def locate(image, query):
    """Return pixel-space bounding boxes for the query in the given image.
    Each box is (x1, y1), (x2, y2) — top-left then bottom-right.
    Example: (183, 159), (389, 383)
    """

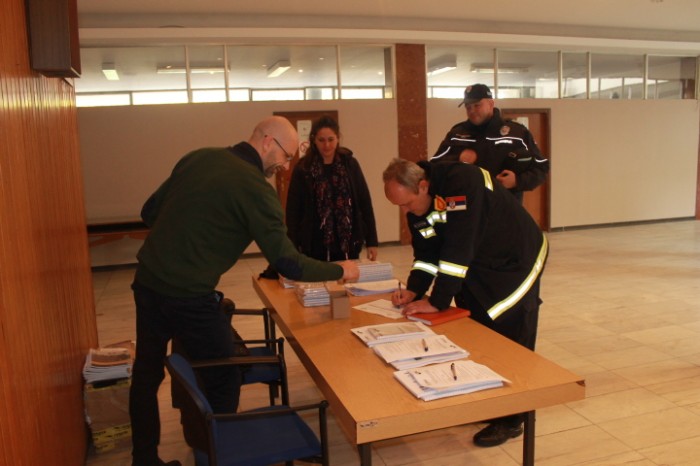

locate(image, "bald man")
(129, 116), (359, 466)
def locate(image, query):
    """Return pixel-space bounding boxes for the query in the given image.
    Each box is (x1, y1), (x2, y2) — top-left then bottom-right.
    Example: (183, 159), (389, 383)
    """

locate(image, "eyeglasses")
(269, 135), (295, 162)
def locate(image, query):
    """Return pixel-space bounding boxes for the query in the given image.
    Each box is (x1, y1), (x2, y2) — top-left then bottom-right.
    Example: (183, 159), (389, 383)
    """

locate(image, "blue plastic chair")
(166, 353), (329, 466)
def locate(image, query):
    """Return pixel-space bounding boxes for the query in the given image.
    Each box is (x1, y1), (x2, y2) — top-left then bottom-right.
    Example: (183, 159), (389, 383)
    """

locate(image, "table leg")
(523, 410), (535, 466)
(358, 443), (372, 466)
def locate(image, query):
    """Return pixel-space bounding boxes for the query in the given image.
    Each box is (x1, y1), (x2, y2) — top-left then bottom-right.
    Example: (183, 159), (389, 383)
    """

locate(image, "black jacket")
(432, 108), (550, 201)
(406, 161), (547, 321)
(286, 147), (378, 260)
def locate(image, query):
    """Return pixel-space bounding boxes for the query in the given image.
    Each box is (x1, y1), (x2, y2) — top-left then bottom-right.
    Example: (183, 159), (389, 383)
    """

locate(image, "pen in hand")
(422, 338), (429, 352)
(450, 362), (458, 380)
(395, 281), (402, 310)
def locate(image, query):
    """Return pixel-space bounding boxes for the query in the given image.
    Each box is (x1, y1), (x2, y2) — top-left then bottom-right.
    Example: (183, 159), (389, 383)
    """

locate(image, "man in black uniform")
(431, 83), (550, 203)
(383, 158), (548, 447)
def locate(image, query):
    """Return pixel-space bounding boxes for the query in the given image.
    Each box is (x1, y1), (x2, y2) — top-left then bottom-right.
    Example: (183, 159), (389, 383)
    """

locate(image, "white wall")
(428, 98), (699, 228)
(78, 99), (400, 247)
(79, 97), (699, 250)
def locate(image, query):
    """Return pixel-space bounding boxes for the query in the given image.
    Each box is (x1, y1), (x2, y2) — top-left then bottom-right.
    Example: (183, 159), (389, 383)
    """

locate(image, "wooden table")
(253, 276), (585, 465)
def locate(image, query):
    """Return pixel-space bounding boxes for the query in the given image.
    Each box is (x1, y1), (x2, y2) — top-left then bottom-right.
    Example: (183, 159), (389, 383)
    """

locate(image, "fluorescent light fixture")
(267, 60), (291, 78)
(101, 63), (119, 81)
(427, 55), (457, 76)
(471, 63), (530, 74)
(156, 66), (226, 74)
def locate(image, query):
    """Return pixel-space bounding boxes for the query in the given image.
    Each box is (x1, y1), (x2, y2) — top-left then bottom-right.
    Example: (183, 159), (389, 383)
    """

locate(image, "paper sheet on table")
(345, 279), (399, 296)
(353, 299), (403, 319)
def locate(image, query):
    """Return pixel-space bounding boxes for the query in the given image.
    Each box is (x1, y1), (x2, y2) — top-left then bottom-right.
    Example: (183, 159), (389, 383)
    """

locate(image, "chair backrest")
(165, 353), (217, 453)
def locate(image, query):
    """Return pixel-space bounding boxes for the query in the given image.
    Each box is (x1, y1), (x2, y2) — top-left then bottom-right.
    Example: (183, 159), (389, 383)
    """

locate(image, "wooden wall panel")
(395, 44), (428, 244)
(0, 0), (98, 464)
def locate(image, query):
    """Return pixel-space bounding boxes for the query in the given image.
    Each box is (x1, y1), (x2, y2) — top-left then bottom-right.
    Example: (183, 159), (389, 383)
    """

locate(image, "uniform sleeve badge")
(445, 195), (467, 211)
(434, 195), (447, 211)
(500, 125), (511, 136)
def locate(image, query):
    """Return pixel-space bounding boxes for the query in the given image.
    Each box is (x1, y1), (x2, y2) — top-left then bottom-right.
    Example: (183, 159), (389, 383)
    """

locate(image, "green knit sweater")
(135, 143), (343, 297)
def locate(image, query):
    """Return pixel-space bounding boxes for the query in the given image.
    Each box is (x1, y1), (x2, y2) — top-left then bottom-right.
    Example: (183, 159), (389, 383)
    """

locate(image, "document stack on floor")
(372, 334), (469, 370)
(351, 321), (435, 347)
(294, 282), (330, 307)
(394, 360), (511, 401)
(83, 341), (134, 384)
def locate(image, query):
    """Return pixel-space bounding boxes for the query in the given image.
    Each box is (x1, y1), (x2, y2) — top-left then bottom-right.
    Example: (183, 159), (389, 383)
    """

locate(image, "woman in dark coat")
(286, 115), (378, 262)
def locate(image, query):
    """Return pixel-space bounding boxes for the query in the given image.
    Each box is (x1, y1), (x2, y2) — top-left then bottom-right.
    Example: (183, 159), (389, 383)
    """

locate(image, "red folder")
(407, 307), (471, 326)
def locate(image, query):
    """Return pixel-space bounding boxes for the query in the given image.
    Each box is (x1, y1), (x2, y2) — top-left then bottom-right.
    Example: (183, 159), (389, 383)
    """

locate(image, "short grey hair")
(382, 158), (426, 194)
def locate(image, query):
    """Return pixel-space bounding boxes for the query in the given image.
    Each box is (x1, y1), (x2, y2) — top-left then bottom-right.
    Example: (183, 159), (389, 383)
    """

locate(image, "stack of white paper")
(351, 321), (435, 347)
(294, 282), (330, 307)
(83, 344), (134, 384)
(357, 261), (393, 283)
(372, 334), (469, 370)
(345, 279), (400, 296)
(394, 360), (510, 401)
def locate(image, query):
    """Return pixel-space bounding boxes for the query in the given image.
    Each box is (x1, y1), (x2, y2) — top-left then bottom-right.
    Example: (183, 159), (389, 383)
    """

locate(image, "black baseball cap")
(458, 84), (493, 107)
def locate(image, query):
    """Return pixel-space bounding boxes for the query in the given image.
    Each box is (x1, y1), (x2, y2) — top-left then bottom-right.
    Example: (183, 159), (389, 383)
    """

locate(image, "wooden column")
(1, 0), (98, 464)
(395, 44), (428, 244)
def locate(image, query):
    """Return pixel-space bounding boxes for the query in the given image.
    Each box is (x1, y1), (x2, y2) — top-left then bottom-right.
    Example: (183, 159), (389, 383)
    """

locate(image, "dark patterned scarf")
(309, 154), (353, 260)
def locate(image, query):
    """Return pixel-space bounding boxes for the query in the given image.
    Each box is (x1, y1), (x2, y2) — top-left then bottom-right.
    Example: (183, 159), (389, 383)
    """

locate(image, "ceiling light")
(471, 63), (530, 74)
(427, 55), (457, 76)
(101, 63), (119, 81)
(267, 60), (290, 78)
(156, 66), (226, 74)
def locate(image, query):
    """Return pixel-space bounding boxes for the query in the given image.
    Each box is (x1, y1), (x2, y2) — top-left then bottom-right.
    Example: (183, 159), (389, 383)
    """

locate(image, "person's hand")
(366, 247), (378, 261)
(339, 260), (360, 282)
(401, 298), (438, 316)
(496, 169), (516, 189)
(459, 148), (477, 164)
(392, 287), (416, 308)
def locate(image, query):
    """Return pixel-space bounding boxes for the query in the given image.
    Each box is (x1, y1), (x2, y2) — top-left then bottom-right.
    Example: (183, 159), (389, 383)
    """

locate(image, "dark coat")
(285, 147), (378, 261)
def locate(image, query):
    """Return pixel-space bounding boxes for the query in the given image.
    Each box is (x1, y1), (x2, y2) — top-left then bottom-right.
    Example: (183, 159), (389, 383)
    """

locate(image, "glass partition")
(497, 50), (558, 98)
(591, 53), (644, 99)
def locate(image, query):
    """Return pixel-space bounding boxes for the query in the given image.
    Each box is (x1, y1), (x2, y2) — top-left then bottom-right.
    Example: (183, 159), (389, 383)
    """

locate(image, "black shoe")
(473, 422), (523, 447)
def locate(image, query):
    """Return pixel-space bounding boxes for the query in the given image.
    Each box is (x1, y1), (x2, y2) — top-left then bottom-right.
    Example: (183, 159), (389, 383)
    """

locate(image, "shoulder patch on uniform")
(500, 125), (510, 136)
(434, 195), (446, 211)
(445, 195), (467, 211)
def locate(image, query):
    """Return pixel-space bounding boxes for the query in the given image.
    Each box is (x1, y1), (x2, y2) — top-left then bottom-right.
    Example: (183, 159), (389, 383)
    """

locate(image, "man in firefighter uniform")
(383, 158), (548, 447)
(431, 83), (549, 203)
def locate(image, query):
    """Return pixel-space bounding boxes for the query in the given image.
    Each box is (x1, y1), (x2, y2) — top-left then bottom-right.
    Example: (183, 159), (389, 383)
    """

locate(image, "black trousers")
(456, 278), (542, 427)
(129, 280), (241, 466)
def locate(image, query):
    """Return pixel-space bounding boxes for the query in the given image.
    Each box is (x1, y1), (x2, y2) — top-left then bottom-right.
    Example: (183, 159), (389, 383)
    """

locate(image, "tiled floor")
(85, 219), (700, 466)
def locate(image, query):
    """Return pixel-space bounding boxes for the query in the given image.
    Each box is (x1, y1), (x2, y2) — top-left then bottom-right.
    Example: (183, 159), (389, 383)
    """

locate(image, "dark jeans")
(129, 280), (241, 466)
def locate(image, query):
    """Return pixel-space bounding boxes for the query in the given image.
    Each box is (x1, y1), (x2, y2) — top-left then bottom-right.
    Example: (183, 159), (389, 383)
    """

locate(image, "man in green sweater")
(129, 116), (359, 466)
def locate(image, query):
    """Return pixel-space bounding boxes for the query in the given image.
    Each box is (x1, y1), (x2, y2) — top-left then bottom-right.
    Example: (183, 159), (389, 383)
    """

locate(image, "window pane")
(76, 46), (187, 94)
(591, 53), (644, 99)
(647, 56), (695, 99)
(188, 45), (226, 94)
(192, 89), (227, 103)
(227, 45), (337, 92)
(497, 50), (558, 98)
(426, 46), (494, 98)
(305, 87), (336, 100)
(133, 91), (188, 105)
(252, 89), (305, 101)
(562, 52), (588, 98)
(340, 88), (384, 99)
(340, 46), (391, 99)
(76, 94), (131, 107)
